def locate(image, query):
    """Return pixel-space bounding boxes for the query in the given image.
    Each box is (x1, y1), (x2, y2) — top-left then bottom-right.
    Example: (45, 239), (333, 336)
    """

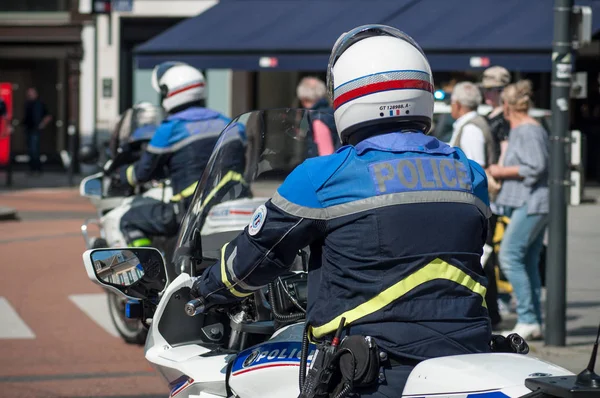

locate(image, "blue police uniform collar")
(166, 107), (221, 122)
(354, 132), (456, 156)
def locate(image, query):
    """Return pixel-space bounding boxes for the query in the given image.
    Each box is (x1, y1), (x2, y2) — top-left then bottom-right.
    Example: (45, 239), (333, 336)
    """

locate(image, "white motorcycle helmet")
(327, 25), (434, 145)
(151, 61), (206, 113)
(133, 101), (163, 126)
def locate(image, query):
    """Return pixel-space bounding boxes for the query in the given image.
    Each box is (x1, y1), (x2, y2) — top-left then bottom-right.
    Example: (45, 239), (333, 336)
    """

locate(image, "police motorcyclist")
(190, 25), (492, 396)
(119, 61), (232, 248)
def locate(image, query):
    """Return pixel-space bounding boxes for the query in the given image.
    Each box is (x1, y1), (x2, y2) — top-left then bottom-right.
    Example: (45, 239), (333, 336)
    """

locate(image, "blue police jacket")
(196, 131), (492, 361)
(121, 107), (233, 204)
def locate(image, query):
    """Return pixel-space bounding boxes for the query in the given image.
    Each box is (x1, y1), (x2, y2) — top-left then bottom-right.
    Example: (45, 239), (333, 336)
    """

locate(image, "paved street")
(0, 177), (166, 398)
(0, 173), (599, 397)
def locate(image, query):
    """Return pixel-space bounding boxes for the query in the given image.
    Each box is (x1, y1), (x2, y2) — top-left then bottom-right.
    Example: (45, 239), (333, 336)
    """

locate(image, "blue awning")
(386, 0), (600, 52)
(134, 0), (600, 72)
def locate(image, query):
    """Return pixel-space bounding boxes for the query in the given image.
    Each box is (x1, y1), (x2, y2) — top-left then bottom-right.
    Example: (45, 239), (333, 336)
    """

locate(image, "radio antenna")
(575, 320), (600, 388)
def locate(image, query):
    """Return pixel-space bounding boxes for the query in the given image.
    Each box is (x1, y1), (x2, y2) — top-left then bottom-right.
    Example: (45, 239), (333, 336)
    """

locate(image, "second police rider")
(191, 26), (492, 396)
(118, 62), (235, 248)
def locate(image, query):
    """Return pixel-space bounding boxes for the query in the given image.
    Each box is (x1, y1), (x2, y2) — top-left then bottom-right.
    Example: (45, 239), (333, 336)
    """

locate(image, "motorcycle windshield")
(172, 108), (335, 273)
(108, 106), (164, 157)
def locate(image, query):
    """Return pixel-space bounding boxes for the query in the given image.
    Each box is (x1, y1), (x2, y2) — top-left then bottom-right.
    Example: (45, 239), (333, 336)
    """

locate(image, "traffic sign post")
(546, 0), (592, 347)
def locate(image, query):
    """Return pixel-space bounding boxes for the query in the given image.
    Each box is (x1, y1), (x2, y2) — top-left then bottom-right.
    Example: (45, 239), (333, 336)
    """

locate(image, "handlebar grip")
(185, 297), (208, 317)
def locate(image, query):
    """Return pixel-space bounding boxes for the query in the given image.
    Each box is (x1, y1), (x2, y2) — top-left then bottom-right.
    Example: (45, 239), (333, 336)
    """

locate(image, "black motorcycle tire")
(91, 237), (148, 345)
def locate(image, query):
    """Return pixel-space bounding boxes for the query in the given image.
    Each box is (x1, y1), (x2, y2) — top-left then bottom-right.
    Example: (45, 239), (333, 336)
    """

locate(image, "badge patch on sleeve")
(248, 205), (267, 236)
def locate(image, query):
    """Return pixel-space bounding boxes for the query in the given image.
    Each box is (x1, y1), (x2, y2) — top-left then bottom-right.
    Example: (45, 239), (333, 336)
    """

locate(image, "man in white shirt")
(449, 81), (495, 168)
(451, 81), (501, 329)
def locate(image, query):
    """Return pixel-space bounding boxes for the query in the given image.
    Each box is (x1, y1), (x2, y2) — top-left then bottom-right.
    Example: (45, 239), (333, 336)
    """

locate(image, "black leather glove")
(190, 275), (205, 299)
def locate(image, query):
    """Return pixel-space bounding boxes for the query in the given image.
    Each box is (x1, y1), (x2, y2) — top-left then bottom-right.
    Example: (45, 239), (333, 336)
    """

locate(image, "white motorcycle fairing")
(200, 198), (269, 236)
(144, 272), (312, 398)
(403, 353), (573, 397)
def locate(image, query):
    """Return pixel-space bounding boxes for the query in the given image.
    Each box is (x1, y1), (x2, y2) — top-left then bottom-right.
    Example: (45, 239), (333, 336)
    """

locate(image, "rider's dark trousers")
(120, 198), (179, 246)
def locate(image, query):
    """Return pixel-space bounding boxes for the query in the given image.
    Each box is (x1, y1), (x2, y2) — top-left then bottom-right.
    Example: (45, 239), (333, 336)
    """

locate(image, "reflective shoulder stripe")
(271, 190), (492, 220)
(310, 258), (487, 339)
(126, 165), (136, 186)
(147, 130), (222, 154)
(219, 242), (252, 298)
(171, 181), (199, 202)
(201, 170), (245, 207)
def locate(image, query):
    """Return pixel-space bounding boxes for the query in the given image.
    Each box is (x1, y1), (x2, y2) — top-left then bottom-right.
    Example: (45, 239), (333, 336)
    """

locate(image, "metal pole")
(67, 125), (76, 187)
(67, 48), (82, 188)
(547, 0), (573, 347)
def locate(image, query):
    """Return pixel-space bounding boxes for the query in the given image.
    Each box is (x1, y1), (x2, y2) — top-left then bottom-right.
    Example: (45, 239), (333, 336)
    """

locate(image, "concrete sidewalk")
(0, 171), (85, 221)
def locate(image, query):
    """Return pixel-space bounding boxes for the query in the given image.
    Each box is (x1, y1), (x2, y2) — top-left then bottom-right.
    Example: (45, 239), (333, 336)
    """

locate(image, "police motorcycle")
(78, 102), (177, 344)
(79, 104), (265, 344)
(81, 109), (600, 398)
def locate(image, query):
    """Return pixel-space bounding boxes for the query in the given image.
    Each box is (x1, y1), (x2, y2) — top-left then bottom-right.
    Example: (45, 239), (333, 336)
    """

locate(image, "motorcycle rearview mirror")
(82, 247), (169, 301)
(79, 174), (103, 198)
(78, 144), (100, 165)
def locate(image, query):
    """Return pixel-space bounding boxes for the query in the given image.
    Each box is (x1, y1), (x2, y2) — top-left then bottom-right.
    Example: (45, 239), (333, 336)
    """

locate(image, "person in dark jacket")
(23, 88), (52, 174)
(190, 25), (491, 396)
(118, 62), (234, 248)
(479, 66), (512, 329)
(297, 77), (340, 156)
(481, 66), (511, 164)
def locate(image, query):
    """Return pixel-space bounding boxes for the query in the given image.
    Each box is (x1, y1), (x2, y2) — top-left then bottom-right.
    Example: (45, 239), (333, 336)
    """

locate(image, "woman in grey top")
(488, 80), (548, 340)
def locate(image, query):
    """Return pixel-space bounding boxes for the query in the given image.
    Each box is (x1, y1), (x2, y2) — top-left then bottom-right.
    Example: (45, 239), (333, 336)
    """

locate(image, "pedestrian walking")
(488, 80), (549, 340)
(23, 87), (52, 175)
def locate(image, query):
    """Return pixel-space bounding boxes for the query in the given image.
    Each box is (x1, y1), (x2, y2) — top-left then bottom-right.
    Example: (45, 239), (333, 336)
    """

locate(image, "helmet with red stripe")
(326, 25), (434, 145)
(151, 61), (206, 113)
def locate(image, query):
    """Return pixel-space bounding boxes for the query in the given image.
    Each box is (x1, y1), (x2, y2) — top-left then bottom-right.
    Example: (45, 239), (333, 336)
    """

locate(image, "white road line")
(0, 297), (35, 339)
(69, 294), (119, 338)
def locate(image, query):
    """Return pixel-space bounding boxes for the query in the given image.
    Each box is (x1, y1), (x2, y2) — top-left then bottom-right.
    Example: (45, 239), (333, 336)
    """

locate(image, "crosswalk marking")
(0, 297), (35, 339)
(69, 294), (119, 338)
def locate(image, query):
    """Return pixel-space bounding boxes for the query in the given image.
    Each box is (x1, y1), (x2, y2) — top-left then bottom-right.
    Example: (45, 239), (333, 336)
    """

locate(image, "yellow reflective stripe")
(311, 258), (488, 338)
(171, 181), (199, 202)
(219, 242), (252, 298)
(201, 170), (245, 207)
(126, 165), (136, 186)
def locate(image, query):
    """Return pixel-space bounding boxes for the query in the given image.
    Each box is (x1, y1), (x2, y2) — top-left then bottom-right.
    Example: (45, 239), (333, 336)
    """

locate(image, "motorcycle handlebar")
(185, 297), (213, 317)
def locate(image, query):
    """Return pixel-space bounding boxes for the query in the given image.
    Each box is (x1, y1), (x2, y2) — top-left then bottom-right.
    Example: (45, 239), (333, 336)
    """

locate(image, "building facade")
(89, 0), (219, 146)
(0, 0), (86, 168)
